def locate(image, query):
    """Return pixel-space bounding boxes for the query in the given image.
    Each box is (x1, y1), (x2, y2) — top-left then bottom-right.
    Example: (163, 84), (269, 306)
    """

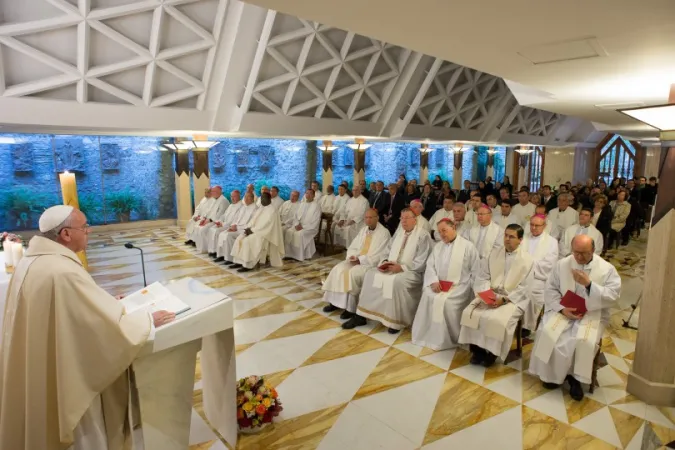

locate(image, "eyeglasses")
(61, 224), (91, 233)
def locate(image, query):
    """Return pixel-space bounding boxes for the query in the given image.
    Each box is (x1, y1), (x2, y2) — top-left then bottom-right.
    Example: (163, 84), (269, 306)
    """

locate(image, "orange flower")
(255, 394), (263, 401)
(255, 404), (267, 415)
(237, 409), (244, 419)
(271, 389), (278, 399)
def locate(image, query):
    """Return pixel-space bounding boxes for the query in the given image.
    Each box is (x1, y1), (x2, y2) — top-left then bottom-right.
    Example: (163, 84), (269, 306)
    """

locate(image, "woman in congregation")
(404, 183), (420, 206)
(608, 190), (632, 249)
(591, 194), (613, 255)
(419, 184), (438, 220)
(432, 175), (443, 191)
(501, 176), (513, 196)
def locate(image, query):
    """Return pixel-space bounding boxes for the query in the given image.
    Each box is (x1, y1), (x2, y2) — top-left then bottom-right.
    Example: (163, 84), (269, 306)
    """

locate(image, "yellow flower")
(262, 398), (272, 408)
(242, 402), (254, 412)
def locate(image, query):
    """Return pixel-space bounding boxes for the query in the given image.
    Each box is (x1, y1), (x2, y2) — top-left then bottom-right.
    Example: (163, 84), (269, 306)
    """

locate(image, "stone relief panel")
(11, 143), (33, 172)
(100, 143), (120, 170)
(54, 138), (85, 172)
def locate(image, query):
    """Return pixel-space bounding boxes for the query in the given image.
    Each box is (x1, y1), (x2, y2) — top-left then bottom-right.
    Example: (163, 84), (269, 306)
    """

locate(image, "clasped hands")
(378, 261), (403, 274)
(295, 224), (303, 231)
(244, 228), (253, 236)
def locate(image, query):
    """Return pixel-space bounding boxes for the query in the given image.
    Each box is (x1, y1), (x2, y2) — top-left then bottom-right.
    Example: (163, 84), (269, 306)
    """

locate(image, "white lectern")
(132, 277), (237, 449)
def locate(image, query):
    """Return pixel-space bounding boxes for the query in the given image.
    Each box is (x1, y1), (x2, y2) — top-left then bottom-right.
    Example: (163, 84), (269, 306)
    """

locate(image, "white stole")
(432, 237), (468, 323)
(470, 222), (500, 257)
(523, 233), (552, 259)
(373, 225), (423, 299)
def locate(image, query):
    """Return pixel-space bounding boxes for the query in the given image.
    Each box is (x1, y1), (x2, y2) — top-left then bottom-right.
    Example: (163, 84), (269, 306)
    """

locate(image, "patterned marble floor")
(87, 227), (675, 450)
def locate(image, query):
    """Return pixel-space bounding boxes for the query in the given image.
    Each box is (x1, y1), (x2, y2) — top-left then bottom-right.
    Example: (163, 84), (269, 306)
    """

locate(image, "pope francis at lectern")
(0, 205), (175, 450)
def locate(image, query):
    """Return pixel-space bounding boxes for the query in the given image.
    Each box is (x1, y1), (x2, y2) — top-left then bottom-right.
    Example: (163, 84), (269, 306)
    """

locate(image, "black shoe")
(214, 257), (225, 262)
(223, 260), (234, 265)
(470, 352), (484, 365)
(388, 328), (400, 334)
(230, 264), (243, 269)
(184, 240), (194, 245)
(237, 267), (252, 272)
(482, 352), (498, 367)
(208, 252), (217, 258)
(542, 382), (561, 390)
(566, 375), (584, 401)
(322, 304), (338, 313)
(191, 241), (197, 247)
(340, 310), (354, 320)
(342, 315), (367, 329)
(521, 329), (531, 338)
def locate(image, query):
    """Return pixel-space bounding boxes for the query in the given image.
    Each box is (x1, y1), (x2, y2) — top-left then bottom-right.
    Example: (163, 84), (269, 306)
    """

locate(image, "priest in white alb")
(521, 214), (559, 333)
(284, 189), (322, 261)
(493, 201), (520, 228)
(453, 202), (471, 238)
(205, 190), (243, 257)
(528, 235), (621, 401)
(559, 207), (603, 258)
(185, 187), (212, 245)
(512, 190), (536, 227)
(464, 193), (482, 225)
(280, 190), (301, 228)
(269, 186), (285, 210)
(548, 193), (579, 239)
(467, 204), (503, 259)
(459, 224), (534, 366)
(333, 186), (369, 248)
(321, 209), (391, 320)
(412, 218), (479, 350)
(190, 186), (230, 250)
(345, 209), (433, 333)
(255, 185), (270, 208)
(429, 197), (454, 241)
(319, 184), (337, 213)
(410, 199), (432, 233)
(216, 192), (257, 264)
(230, 193), (285, 272)
(0, 205), (175, 450)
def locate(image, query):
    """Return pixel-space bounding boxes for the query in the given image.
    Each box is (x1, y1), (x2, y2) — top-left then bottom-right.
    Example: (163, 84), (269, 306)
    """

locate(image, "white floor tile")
(369, 331), (399, 346)
(353, 374), (447, 447)
(625, 422), (646, 450)
(596, 365), (625, 387)
(645, 405), (675, 429)
(207, 441), (230, 450)
(572, 407), (622, 448)
(422, 406), (522, 450)
(420, 349), (456, 371)
(525, 388), (568, 424)
(297, 299), (322, 310)
(450, 364), (485, 385)
(604, 353), (631, 374)
(353, 320), (380, 335)
(611, 402), (648, 420)
(188, 409), (218, 445)
(394, 342), (424, 357)
(234, 311), (304, 345)
(484, 372), (522, 403)
(233, 298), (273, 318)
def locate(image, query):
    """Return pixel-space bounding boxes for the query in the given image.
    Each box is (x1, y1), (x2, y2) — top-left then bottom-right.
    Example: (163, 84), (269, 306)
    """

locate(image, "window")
(528, 147), (544, 192)
(598, 134), (636, 182)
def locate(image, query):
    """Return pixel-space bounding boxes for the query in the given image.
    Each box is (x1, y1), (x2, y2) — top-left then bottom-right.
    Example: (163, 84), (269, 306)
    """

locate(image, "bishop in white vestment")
(529, 235), (620, 401)
(429, 198), (454, 241)
(322, 209), (391, 319)
(280, 191), (301, 228)
(206, 190), (243, 256)
(412, 218), (479, 350)
(284, 189), (321, 261)
(559, 208), (603, 258)
(346, 209), (433, 333)
(230, 193), (285, 272)
(191, 186), (230, 250)
(467, 204), (503, 259)
(521, 215), (559, 331)
(333, 186), (369, 248)
(549, 194), (579, 239)
(459, 224), (534, 366)
(216, 193), (257, 264)
(185, 188), (212, 244)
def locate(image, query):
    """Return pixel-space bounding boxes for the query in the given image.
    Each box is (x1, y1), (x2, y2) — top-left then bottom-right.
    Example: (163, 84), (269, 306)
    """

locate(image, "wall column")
(420, 144), (430, 183)
(486, 151), (495, 179)
(516, 150), (529, 190)
(353, 147), (366, 187)
(504, 147), (515, 184)
(321, 140), (334, 194)
(192, 149), (210, 206)
(175, 150), (192, 229)
(452, 151), (463, 189)
(305, 140), (317, 189)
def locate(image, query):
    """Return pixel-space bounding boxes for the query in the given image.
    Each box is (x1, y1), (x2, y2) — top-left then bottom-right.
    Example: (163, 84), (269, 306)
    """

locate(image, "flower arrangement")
(1, 232), (23, 245)
(236, 375), (282, 432)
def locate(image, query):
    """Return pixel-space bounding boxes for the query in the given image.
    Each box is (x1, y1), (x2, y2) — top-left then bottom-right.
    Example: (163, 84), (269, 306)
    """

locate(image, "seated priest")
(302, 180), (323, 204)
(185, 187), (212, 245)
(549, 193), (579, 239)
(412, 218), (479, 350)
(344, 208), (433, 333)
(458, 224), (534, 367)
(190, 186), (230, 250)
(321, 209), (391, 319)
(429, 197), (454, 241)
(409, 199), (432, 233)
(465, 193), (482, 225)
(528, 235), (621, 401)
(283, 189), (322, 261)
(230, 193), (285, 272)
(319, 185), (337, 213)
(269, 186), (285, 210)
(493, 201), (520, 228)
(521, 214), (559, 334)
(215, 192), (257, 264)
(255, 185), (270, 208)
(467, 204), (504, 259)
(486, 194), (499, 213)
(205, 190), (243, 257)
(333, 184), (351, 214)
(280, 190), (301, 228)
(245, 183), (258, 203)
(333, 186), (369, 248)
(382, 182), (405, 235)
(452, 202), (471, 238)
(559, 208), (603, 258)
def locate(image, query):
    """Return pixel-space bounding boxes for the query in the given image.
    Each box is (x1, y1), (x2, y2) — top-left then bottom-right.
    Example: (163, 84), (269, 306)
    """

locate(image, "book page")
(121, 282), (191, 315)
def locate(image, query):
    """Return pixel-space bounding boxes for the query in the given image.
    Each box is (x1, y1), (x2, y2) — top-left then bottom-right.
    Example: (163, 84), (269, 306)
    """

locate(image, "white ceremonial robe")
(455, 221), (471, 239)
(322, 223), (391, 312)
(357, 225), (433, 330)
(493, 213), (520, 228)
(465, 209), (477, 225)
(549, 207), (579, 240)
(467, 221), (504, 259)
(301, 191), (322, 203)
(270, 195), (284, 211)
(231, 205), (285, 269)
(204, 201), (243, 253)
(416, 214), (432, 233)
(333, 194), (350, 215)
(192, 195), (230, 251)
(333, 196), (369, 248)
(284, 201), (321, 261)
(459, 247), (534, 360)
(216, 203), (257, 261)
(186, 197), (214, 238)
(429, 209), (454, 241)
(412, 236), (479, 350)
(529, 255), (621, 384)
(280, 200), (300, 228)
(559, 224), (603, 258)
(319, 193), (337, 213)
(512, 202), (536, 227)
(521, 233), (559, 330)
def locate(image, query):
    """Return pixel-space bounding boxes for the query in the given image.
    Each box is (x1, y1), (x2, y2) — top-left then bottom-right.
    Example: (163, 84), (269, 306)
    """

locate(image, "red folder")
(560, 290), (587, 315)
(439, 280), (454, 292)
(478, 289), (497, 305)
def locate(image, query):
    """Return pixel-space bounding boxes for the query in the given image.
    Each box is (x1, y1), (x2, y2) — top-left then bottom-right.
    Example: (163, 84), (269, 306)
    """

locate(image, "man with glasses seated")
(466, 204), (503, 259)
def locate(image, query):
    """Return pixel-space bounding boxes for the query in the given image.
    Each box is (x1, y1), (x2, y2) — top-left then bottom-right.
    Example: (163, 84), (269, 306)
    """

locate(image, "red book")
(439, 280), (454, 292)
(478, 289), (497, 305)
(560, 290), (587, 315)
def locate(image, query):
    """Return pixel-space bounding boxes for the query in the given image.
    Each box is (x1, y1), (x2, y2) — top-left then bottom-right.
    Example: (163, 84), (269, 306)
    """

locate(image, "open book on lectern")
(121, 282), (191, 316)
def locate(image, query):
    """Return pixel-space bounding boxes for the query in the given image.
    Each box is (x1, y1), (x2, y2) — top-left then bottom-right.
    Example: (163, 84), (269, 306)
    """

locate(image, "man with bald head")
(322, 209), (391, 319)
(284, 189), (322, 261)
(280, 190), (301, 228)
(334, 185), (369, 248)
(467, 204), (503, 259)
(452, 202), (470, 238)
(529, 235), (621, 401)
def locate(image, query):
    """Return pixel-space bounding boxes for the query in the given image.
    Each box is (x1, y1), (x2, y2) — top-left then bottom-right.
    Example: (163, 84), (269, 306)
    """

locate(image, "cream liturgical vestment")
(280, 200), (300, 228)
(284, 200), (321, 261)
(429, 209), (453, 241)
(334, 195), (369, 248)
(468, 221), (504, 259)
(493, 213), (520, 229)
(559, 224), (603, 258)
(217, 203), (257, 261)
(412, 236), (479, 350)
(202, 201), (243, 254)
(521, 232), (559, 330)
(549, 207), (579, 240)
(322, 223), (391, 312)
(186, 196), (213, 237)
(270, 195), (284, 211)
(458, 247), (534, 360)
(231, 204), (285, 269)
(529, 255), (621, 384)
(0, 237), (152, 450)
(357, 224), (433, 330)
(512, 202), (536, 227)
(192, 195), (230, 249)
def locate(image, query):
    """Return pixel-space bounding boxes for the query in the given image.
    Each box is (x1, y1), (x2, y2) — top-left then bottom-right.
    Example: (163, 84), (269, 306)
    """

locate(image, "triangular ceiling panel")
(175, 0), (220, 36)
(15, 25), (78, 67)
(99, 66), (146, 98)
(159, 10), (207, 52)
(317, 28), (347, 54)
(1, 44), (62, 86)
(164, 51), (209, 81)
(152, 65), (193, 98)
(3, 0), (66, 23)
(87, 83), (130, 104)
(90, 0), (139, 9)
(26, 82), (77, 101)
(88, 26), (140, 67)
(101, 10), (155, 50)
(165, 96), (199, 108)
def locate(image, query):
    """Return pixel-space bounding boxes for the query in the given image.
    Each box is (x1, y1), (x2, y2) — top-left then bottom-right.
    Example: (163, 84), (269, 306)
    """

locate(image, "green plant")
(106, 190), (141, 222)
(77, 193), (103, 224)
(0, 186), (56, 230)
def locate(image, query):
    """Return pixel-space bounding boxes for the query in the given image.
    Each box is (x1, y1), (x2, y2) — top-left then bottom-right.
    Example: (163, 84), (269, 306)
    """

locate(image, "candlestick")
(59, 171), (88, 269)
(11, 242), (23, 267)
(3, 241), (14, 273)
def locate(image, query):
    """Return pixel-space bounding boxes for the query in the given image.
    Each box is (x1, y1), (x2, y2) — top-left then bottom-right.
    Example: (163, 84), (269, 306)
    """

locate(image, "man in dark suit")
(540, 185), (557, 213)
(369, 181), (389, 220)
(457, 180), (472, 203)
(358, 179), (369, 201)
(383, 182), (405, 234)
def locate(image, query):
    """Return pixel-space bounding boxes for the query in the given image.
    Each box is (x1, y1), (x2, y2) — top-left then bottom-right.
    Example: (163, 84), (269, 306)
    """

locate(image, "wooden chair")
(515, 318), (523, 357)
(589, 337), (603, 393)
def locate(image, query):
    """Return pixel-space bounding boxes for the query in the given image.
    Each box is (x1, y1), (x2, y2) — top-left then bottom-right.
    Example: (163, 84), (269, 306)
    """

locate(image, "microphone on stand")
(124, 242), (147, 287)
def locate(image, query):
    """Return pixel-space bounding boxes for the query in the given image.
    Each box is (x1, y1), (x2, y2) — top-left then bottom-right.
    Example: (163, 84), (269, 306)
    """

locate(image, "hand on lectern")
(152, 310), (176, 328)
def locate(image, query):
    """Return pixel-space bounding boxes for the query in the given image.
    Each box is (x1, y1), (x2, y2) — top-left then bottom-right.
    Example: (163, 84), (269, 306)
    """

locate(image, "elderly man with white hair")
(559, 208), (603, 258)
(185, 187), (211, 245)
(205, 190), (243, 257)
(280, 190), (301, 228)
(467, 204), (503, 259)
(334, 186), (369, 248)
(548, 193), (579, 239)
(409, 199), (431, 233)
(190, 186), (230, 249)
(216, 192), (257, 264)
(284, 189), (322, 261)
(0, 205), (174, 450)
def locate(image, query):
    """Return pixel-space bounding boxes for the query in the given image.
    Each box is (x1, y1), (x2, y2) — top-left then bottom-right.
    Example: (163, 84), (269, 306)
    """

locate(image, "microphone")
(124, 242), (148, 287)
